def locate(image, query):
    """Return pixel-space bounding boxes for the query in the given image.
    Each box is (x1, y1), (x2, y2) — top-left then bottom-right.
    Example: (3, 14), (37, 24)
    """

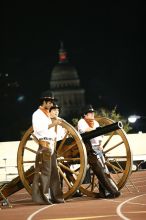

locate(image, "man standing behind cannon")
(49, 104), (66, 141)
(77, 105), (121, 198)
(32, 95), (64, 205)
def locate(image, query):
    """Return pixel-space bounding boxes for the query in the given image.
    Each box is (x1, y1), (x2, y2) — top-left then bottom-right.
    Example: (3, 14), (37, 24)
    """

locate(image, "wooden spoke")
(104, 140), (124, 154)
(24, 146), (37, 154)
(59, 157), (81, 162)
(106, 161), (124, 173)
(58, 166), (72, 188)
(102, 132), (114, 149)
(59, 142), (78, 156)
(57, 131), (69, 155)
(23, 160), (36, 164)
(58, 162), (79, 176)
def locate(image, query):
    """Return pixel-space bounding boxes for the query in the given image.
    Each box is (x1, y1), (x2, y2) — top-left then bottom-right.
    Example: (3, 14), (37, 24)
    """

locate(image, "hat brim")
(83, 110), (95, 116)
(40, 97), (57, 102)
(86, 110), (94, 114)
(50, 106), (60, 110)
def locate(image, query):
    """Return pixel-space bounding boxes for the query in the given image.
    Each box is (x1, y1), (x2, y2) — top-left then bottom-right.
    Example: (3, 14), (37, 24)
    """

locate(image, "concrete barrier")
(0, 133), (146, 181)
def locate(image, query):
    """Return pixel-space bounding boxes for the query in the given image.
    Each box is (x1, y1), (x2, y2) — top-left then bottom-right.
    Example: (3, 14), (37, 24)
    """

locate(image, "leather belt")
(39, 137), (53, 141)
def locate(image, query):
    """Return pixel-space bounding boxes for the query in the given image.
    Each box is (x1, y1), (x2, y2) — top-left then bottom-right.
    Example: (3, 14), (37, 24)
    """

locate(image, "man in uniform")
(32, 96), (64, 205)
(77, 105), (121, 198)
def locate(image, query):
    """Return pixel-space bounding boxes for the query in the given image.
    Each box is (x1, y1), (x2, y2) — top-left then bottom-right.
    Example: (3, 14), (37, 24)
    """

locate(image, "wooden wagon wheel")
(17, 119), (87, 199)
(79, 117), (133, 197)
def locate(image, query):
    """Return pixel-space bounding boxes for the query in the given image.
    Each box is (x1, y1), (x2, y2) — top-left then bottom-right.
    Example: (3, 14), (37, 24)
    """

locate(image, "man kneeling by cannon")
(77, 105), (121, 199)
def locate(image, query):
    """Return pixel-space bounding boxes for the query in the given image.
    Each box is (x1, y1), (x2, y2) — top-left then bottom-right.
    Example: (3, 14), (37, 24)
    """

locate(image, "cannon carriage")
(0, 116), (132, 203)
(17, 116), (132, 199)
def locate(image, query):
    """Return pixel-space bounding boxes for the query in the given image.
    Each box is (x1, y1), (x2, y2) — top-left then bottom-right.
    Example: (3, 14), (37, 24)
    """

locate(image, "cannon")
(0, 117), (132, 201)
(81, 121), (123, 141)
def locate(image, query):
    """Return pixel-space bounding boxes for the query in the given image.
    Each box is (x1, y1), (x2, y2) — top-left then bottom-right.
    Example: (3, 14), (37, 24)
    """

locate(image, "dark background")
(0, 1), (146, 141)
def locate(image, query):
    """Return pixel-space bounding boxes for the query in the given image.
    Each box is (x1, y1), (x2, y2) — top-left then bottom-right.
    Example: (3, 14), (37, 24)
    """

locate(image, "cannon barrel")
(80, 121), (123, 142)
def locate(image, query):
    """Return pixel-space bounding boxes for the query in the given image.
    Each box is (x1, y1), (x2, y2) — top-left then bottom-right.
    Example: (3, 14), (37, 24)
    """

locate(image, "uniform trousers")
(32, 145), (64, 204)
(86, 142), (120, 198)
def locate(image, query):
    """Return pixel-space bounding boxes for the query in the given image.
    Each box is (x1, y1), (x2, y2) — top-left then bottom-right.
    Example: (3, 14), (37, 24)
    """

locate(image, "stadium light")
(128, 115), (146, 123)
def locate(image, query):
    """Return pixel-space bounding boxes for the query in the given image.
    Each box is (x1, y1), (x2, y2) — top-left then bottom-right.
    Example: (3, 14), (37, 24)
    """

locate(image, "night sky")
(0, 2), (146, 141)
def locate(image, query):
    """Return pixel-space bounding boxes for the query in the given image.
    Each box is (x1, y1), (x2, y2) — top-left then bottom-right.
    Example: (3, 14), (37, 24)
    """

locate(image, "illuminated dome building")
(44, 43), (85, 120)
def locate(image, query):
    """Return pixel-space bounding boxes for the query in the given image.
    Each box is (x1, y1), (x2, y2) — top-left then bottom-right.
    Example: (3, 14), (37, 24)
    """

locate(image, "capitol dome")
(44, 42), (85, 120)
(50, 44), (80, 90)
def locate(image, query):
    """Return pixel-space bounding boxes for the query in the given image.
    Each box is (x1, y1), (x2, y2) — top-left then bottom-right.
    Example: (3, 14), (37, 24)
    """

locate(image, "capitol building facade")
(43, 42), (85, 120)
